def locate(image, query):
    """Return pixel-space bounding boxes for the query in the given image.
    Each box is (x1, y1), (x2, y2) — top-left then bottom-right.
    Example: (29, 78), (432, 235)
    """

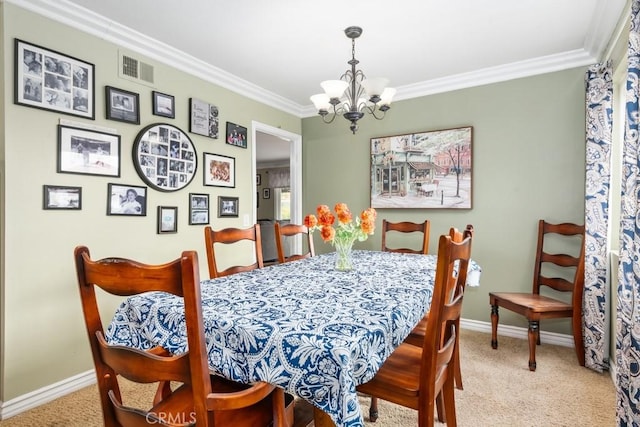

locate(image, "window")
(274, 187), (290, 220)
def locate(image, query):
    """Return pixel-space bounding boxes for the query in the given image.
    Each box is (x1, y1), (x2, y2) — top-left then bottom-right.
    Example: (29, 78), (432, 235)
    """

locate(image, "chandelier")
(310, 26), (396, 134)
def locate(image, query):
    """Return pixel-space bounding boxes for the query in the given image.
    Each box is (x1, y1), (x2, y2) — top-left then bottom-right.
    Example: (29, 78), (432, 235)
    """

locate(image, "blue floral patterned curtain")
(584, 61), (612, 374)
(618, 0), (640, 423)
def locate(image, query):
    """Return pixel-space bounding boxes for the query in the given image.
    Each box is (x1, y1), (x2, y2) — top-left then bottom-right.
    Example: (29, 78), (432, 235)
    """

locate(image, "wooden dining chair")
(489, 220), (586, 371)
(204, 224), (264, 279)
(274, 222), (315, 263)
(74, 245), (293, 427)
(403, 225), (474, 391)
(358, 233), (472, 427)
(381, 219), (430, 254)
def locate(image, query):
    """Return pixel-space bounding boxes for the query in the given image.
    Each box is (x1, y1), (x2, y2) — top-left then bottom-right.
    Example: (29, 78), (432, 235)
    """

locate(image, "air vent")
(118, 51), (155, 86)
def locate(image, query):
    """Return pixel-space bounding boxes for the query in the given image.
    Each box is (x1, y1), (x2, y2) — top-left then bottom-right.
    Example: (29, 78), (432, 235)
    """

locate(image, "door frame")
(251, 121), (302, 251)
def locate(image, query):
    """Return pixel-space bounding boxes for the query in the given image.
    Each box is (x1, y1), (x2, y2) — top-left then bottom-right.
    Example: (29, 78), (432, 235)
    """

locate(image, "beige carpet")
(0, 330), (615, 426)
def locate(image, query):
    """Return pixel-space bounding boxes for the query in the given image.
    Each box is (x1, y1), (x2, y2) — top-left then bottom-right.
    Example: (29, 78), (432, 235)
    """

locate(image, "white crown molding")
(7, 0), (621, 120)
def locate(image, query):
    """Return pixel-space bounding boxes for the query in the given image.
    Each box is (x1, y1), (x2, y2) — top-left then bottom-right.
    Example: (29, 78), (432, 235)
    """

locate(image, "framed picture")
(14, 38), (94, 119)
(105, 86), (139, 124)
(132, 123), (197, 192)
(189, 98), (219, 138)
(203, 152), (235, 188)
(263, 188), (271, 199)
(218, 196), (239, 217)
(225, 122), (247, 148)
(107, 183), (147, 216)
(152, 91), (175, 118)
(256, 174), (262, 186)
(189, 193), (210, 225)
(57, 124), (121, 177)
(43, 185), (81, 210)
(370, 126), (473, 209)
(157, 206), (178, 233)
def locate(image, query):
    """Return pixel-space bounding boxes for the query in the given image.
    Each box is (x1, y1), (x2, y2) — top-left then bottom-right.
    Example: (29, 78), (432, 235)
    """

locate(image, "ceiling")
(15, 0), (628, 164)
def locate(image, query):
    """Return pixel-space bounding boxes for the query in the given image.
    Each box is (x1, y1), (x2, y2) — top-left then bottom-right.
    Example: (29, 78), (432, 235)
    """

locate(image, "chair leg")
(572, 311), (586, 367)
(490, 304), (499, 349)
(436, 392), (446, 423)
(528, 320), (539, 371)
(453, 334), (463, 390)
(441, 373), (457, 427)
(369, 396), (378, 422)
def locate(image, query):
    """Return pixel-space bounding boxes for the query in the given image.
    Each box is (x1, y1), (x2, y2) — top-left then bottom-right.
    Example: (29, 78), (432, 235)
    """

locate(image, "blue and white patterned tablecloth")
(106, 250), (481, 427)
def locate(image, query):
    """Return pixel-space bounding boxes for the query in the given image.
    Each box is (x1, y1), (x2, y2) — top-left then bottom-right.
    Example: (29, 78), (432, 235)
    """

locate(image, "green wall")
(1, 1), (589, 406)
(302, 67), (587, 333)
(0, 3), (299, 400)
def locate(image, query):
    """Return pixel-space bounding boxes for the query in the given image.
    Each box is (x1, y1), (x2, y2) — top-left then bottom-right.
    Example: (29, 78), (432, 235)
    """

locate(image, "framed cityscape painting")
(370, 126), (473, 209)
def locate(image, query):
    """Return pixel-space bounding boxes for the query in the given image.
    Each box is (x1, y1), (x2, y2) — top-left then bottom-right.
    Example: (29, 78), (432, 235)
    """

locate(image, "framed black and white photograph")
(189, 98), (219, 138)
(256, 174), (262, 186)
(107, 183), (147, 216)
(57, 124), (121, 177)
(189, 193), (209, 225)
(132, 123), (197, 192)
(152, 91), (175, 118)
(43, 185), (81, 210)
(225, 122), (247, 148)
(263, 188), (271, 199)
(157, 206), (178, 233)
(203, 152), (235, 188)
(15, 38), (94, 119)
(218, 196), (239, 217)
(105, 86), (140, 124)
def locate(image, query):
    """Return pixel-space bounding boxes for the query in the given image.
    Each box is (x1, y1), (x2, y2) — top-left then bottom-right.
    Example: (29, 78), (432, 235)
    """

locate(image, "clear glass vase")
(334, 237), (355, 271)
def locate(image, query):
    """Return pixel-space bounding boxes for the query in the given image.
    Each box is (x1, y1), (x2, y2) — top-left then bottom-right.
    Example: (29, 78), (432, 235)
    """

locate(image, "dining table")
(106, 249), (481, 427)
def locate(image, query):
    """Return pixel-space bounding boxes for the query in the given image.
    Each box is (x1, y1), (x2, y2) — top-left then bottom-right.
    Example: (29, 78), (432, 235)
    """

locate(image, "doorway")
(251, 121), (302, 251)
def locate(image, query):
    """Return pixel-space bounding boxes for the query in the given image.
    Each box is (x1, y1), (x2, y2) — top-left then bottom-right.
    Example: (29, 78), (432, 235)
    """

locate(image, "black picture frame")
(14, 38), (95, 119)
(132, 123), (197, 192)
(203, 152), (235, 188)
(256, 174), (262, 186)
(189, 98), (219, 138)
(218, 196), (239, 217)
(43, 185), (81, 210)
(189, 193), (210, 225)
(105, 86), (140, 124)
(263, 188), (271, 199)
(152, 91), (175, 118)
(107, 183), (147, 216)
(57, 124), (121, 177)
(225, 122), (247, 148)
(157, 206), (178, 233)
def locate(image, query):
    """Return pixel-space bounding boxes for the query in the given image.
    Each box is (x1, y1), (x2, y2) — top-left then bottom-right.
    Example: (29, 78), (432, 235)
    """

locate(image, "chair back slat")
(204, 225), (264, 278)
(275, 223), (315, 264)
(381, 219), (430, 254)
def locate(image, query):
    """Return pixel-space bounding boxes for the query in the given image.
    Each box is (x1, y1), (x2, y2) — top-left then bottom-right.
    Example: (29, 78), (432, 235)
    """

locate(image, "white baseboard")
(0, 319), (577, 420)
(460, 318), (576, 347)
(0, 369), (96, 420)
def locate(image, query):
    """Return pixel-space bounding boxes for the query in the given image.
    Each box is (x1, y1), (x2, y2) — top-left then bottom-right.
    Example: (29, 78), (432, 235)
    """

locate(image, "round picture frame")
(132, 123), (197, 192)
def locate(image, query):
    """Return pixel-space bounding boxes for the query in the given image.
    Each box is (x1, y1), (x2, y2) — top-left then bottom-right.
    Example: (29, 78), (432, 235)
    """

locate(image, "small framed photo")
(57, 124), (121, 177)
(225, 122), (247, 148)
(107, 183), (147, 216)
(105, 86), (140, 124)
(189, 98), (219, 138)
(157, 206), (178, 233)
(203, 152), (235, 188)
(189, 193), (210, 225)
(15, 38), (95, 119)
(152, 91), (175, 118)
(43, 185), (81, 210)
(256, 174), (262, 186)
(263, 188), (271, 199)
(218, 196), (239, 217)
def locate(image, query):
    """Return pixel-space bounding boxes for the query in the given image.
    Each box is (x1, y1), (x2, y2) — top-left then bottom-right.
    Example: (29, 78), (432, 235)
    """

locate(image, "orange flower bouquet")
(304, 203), (376, 270)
